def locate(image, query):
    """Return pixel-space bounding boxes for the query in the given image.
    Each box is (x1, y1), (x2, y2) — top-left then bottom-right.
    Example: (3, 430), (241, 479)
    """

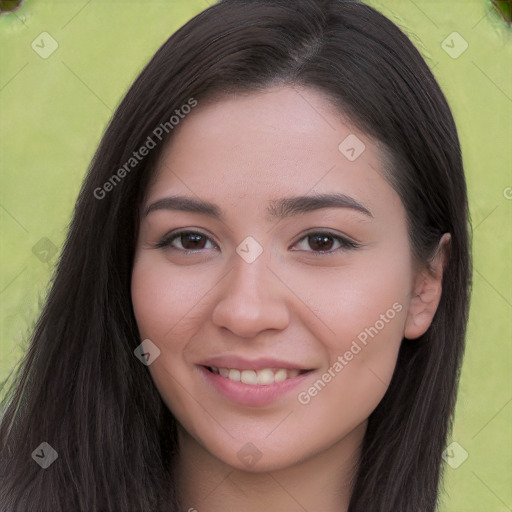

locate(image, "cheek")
(130, 254), (225, 406)
(290, 276), (407, 447)
(131, 254), (214, 342)
(275, 248), (410, 348)
(131, 257), (169, 340)
(278, 248), (410, 411)
(131, 257), (202, 422)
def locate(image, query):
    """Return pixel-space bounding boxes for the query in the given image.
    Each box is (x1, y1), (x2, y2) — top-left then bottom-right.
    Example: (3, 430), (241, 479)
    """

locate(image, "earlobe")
(404, 233), (451, 340)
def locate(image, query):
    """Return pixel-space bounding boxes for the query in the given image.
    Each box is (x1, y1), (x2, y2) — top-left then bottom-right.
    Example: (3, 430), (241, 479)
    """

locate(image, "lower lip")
(198, 366), (313, 407)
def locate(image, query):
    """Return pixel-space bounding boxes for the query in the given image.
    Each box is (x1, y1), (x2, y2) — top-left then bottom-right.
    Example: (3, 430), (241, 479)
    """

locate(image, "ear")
(404, 233), (451, 340)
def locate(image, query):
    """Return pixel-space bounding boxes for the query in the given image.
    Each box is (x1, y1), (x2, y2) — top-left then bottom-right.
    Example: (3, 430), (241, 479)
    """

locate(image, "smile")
(206, 366), (306, 386)
(199, 363), (314, 407)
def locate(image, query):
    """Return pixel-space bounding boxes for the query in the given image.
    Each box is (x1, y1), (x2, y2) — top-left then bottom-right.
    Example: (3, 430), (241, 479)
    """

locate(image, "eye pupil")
(309, 234), (334, 251)
(182, 233), (206, 250)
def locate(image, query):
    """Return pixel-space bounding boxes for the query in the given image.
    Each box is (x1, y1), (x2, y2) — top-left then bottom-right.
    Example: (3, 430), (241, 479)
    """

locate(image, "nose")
(211, 255), (290, 338)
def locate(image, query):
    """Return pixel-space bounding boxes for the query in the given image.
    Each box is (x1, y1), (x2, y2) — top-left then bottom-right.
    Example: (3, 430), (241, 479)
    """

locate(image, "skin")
(131, 85), (449, 512)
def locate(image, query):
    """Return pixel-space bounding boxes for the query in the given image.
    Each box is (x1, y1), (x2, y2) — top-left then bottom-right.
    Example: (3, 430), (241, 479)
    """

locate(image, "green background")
(0, 1), (510, 510)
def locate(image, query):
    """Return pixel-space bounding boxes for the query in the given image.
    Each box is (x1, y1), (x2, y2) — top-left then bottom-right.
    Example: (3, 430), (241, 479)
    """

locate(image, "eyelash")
(153, 229), (360, 255)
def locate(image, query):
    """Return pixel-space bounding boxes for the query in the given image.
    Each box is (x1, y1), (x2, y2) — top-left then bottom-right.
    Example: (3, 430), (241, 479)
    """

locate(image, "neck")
(176, 421), (366, 512)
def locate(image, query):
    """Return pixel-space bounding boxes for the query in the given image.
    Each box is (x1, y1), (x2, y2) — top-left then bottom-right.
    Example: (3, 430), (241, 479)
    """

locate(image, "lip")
(198, 355), (313, 372)
(197, 365), (314, 407)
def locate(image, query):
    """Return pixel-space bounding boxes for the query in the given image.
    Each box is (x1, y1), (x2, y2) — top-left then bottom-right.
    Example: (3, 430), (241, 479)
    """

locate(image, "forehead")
(147, 86), (399, 217)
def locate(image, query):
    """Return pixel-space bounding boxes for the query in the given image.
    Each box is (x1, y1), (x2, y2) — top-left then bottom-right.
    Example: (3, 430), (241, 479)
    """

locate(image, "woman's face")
(131, 85), (423, 472)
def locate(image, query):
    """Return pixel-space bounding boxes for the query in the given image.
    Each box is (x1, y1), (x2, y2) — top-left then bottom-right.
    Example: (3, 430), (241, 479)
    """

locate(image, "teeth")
(274, 369), (288, 382)
(257, 368), (274, 385)
(240, 370), (257, 385)
(228, 369), (240, 382)
(210, 366), (302, 386)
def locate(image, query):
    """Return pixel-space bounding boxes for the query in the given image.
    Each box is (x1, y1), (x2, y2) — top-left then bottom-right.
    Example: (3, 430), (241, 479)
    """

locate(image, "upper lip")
(198, 355), (314, 371)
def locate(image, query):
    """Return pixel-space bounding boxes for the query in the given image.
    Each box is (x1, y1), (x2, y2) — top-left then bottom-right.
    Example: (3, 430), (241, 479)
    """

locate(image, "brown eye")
(308, 234), (335, 251)
(155, 231), (217, 252)
(293, 231), (360, 253)
(179, 232), (208, 250)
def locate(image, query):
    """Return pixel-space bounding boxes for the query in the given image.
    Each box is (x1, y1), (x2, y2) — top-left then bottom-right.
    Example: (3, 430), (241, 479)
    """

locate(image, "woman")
(0, 0), (471, 510)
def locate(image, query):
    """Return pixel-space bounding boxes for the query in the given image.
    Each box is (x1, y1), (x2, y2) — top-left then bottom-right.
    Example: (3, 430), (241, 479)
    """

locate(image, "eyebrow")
(144, 193), (373, 219)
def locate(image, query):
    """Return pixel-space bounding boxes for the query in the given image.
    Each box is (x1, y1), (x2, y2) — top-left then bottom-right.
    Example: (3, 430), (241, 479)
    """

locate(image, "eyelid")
(290, 230), (361, 252)
(153, 228), (219, 250)
(154, 228), (360, 254)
